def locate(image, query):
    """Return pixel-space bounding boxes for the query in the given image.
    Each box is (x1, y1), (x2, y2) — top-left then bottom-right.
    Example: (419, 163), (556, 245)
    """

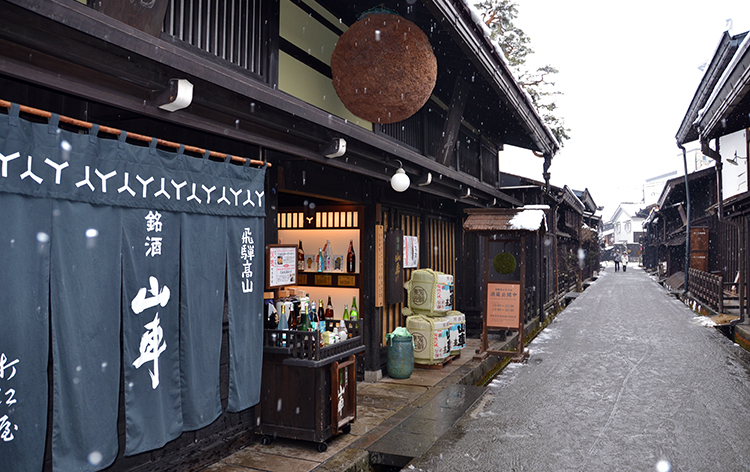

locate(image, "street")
(407, 265), (750, 471)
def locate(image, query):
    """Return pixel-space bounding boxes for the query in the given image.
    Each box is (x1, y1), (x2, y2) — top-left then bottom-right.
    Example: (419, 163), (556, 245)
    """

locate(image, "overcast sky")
(498, 0), (750, 220)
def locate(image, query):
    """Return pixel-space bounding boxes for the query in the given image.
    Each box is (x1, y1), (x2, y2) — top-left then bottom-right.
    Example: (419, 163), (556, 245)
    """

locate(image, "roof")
(572, 188), (598, 214)
(656, 166), (716, 208)
(679, 30), (750, 143)
(464, 208), (547, 232)
(609, 203), (646, 223)
(676, 31), (747, 144)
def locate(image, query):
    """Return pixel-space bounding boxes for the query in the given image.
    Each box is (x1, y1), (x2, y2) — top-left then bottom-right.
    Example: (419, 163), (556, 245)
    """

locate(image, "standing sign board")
(463, 208), (547, 362)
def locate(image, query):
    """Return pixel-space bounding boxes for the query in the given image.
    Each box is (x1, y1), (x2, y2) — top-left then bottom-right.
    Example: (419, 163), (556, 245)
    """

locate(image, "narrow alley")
(408, 265), (750, 471)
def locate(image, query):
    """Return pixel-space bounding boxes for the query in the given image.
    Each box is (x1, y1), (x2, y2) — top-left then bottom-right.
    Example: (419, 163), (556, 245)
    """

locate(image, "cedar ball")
(331, 14), (437, 124)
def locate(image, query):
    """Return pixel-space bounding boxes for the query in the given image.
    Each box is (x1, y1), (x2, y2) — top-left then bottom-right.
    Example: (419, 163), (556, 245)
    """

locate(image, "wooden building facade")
(0, 0), (560, 471)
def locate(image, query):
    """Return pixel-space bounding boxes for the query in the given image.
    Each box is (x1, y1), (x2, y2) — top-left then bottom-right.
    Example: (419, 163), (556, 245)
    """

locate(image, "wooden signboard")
(386, 229), (404, 305)
(486, 282), (522, 329)
(331, 355), (356, 435)
(375, 225), (385, 307)
(266, 244), (298, 288)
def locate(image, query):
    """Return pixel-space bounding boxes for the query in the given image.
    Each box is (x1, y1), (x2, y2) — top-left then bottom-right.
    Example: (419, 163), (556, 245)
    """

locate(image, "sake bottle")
(318, 299), (326, 332)
(325, 296), (334, 320)
(324, 239), (332, 272)
(317, 248), (323, 272)
(342, 304), (350, 321)
(347, 239), (356, 273)
(309, 300), (317, 331)
(278, 304), (288, 347)
(349, 297), (358, 321)
(297, 240), (305, 272)
(300, 300), (311, 331)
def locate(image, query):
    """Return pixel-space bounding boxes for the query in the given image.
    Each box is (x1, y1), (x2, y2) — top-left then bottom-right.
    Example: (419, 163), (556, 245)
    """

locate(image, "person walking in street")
(613, 250), (621, 272)
(622, 250), (629, 272)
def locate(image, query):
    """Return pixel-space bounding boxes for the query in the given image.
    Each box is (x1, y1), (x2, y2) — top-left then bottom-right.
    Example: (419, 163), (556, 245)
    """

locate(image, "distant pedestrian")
(622, 251), (629, 272)
(613, 251), (621, 272)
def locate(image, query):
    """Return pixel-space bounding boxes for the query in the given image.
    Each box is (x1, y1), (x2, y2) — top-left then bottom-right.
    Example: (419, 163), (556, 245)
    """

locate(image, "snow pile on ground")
(691, 316), (717, 327)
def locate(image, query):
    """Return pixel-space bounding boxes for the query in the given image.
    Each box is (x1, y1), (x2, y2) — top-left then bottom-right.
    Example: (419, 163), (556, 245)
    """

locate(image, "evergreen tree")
(475, 0), (570, 145)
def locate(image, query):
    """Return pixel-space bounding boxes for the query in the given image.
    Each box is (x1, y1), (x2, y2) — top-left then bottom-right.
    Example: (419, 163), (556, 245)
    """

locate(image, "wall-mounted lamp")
(726, 151), (747, 166)
(322, 137), (347, 158)
(390, 160), (410, 192)
(155, 78), (193, 112)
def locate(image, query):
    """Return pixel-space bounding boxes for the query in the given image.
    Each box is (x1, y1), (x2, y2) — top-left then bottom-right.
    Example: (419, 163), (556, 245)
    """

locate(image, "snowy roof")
(608, 203), (646, 223)
(676, 31), (746, 145)
(681, 30), (750, 143)
(509, 209), (547, 231)
(464, 208), (547, 233)
(455, 0), (560, 154)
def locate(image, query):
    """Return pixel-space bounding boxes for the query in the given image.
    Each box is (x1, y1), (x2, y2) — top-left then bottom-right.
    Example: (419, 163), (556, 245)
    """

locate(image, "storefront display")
(259, 205), (364, 449)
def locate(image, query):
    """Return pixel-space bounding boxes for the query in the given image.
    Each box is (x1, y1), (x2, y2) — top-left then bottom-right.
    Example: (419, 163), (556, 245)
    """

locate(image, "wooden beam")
(437, 76), (470, 167)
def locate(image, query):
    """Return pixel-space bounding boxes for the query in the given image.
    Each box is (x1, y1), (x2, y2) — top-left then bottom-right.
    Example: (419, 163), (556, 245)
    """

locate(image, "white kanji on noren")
(132, 312), (167, 389)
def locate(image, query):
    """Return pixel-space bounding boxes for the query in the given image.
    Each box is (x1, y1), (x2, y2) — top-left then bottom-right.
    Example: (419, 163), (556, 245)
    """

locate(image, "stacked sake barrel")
(403, 269), (465, 365)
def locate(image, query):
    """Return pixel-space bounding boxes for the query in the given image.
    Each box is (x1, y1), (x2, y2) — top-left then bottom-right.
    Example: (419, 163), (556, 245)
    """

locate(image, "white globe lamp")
(390, 162), (410, 192)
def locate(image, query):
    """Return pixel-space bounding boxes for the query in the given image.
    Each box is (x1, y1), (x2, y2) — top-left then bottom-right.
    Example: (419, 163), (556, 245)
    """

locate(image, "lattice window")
(163, 0), (264, 75)
(277, 210), (359, 229)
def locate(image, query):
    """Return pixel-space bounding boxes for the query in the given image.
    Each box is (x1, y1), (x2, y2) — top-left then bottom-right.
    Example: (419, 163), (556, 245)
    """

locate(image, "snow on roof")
(694, 31), (750, 128)
(460, 0), (509, 66)
(458, 0), (561, 150)
(522, 204), (551, 210)
(509, 209), (547, 231)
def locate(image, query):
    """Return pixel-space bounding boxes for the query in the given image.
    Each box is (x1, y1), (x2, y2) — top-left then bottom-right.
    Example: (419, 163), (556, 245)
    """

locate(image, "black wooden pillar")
(362, 202), (381, 376)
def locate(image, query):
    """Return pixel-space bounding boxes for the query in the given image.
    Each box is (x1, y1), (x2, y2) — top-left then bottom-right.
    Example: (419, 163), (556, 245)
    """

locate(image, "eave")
(424, 0), (559, 157)
(691, 32), (750, 142)
(676, 31), (744, 145)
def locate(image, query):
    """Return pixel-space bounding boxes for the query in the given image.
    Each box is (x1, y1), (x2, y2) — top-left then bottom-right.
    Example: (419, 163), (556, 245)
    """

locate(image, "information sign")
(486, 282), (521, 329)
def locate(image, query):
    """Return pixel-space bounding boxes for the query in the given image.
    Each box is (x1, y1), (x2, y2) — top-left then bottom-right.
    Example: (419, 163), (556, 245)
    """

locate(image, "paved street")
(408, 265), (750, 471)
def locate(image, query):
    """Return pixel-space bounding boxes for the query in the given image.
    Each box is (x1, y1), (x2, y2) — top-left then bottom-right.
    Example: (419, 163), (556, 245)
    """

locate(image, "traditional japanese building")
(674, 28), (749, 325)
(0, 1), (560, 471)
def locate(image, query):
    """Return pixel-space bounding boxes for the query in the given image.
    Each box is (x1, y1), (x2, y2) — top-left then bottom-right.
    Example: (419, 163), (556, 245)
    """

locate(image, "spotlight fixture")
(322, 138), (347, 158)
(155, 78), (193, 112)
(390, 160), (410, 192)
(726, 151), (747, 166)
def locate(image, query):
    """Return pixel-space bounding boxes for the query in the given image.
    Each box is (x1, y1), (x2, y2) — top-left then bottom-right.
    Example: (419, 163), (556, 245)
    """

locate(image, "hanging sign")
(386, 229), (404, 305)
(486, 282), (522, 329)
(375, 225), (385, 307)
(403, 235), (419, 269)
(266, 244), (297, 288)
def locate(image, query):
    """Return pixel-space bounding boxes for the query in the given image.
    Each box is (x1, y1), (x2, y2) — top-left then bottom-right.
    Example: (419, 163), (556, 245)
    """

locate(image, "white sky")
(498, 0), (750, 221)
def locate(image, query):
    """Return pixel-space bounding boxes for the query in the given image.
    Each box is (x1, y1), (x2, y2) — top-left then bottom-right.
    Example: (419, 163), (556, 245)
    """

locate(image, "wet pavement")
(408, 265), (750, 471)
(201, 334), (512, 472)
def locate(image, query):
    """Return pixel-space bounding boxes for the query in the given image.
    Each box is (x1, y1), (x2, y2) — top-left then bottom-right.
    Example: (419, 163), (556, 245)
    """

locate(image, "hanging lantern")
(331, 12), (437, 124)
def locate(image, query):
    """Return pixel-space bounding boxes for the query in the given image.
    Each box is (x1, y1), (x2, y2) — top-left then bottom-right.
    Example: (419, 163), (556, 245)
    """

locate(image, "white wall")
(613, 213), (643, 244)
(720, 129), (748, 200)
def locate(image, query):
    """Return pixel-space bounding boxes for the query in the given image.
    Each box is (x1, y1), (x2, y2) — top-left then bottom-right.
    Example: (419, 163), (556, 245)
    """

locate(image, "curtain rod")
(0, 99), (270, 168)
